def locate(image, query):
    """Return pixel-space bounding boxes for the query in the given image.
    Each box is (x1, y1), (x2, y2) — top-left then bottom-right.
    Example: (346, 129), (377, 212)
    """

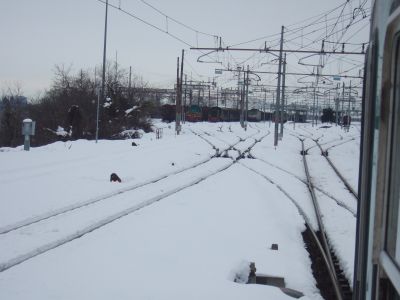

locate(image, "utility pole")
(239, 67), (245, 128)
(128, 66), (132, 102)
(335, 83), (340, 125)
(312, 85), (316, 127)
(316, 89), (319, 126)
(176, 56), (181, 135)
(183, 74), (187, 123)
(264, 89), (267, 123)
(179, 50), (184, 129)
(280, 53), (287, 138)
(216, 87), (219, 107)
(274, 25), (284, 146)
(342, 82), (345, 125)
(98, 0), (108, 143)
(348, 80), (352, 120)
(270, 92), (274, 128)
(245, 65), (250, 131)
(237, 67), (241, 110)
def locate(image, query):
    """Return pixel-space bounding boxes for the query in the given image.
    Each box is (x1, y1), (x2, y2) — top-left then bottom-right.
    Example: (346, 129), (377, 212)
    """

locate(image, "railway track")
(1, 127), (253, 235)
(0, 129), (270, 274)
(314, 140), (359, 201)
(248, 155), (356, 217)
(246, 126), (357, 299)
(239, 162), (347, 300)
(287, 128), (359, 201)
(300, 139), (352, 300)
(192, 127), (265, 161)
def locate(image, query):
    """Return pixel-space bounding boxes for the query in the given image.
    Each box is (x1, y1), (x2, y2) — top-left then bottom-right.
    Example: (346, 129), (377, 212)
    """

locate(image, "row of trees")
(0, 62), (165, 147)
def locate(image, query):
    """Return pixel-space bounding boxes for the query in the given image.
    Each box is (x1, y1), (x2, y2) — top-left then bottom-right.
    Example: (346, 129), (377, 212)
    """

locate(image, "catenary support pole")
(342, 82), (345, 125)
(274, 25), (284, 146)
(245, 65), (250, 131)
(312, 86), (316, 127)
(335, 83), (339, 125)
(98, 0), (108, 143)
(183, 74), (187, 123)
(280, 53), (287, 138)
(176, 57), (180, 134)
(179, 50), (184, 130)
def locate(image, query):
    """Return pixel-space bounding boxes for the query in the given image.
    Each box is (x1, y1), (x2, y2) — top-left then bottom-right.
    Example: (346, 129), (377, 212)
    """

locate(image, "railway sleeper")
(302, 227), (352, 300)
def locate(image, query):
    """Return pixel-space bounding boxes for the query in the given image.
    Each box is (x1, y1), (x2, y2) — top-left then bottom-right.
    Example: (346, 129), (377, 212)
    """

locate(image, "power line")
(228, 1), (368, 48)
(138, 0), (218, 39)
(96, 0), (194, 46)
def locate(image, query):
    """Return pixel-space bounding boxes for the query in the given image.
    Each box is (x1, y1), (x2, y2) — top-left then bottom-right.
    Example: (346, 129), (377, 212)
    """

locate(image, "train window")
(386, 36), (400, 264)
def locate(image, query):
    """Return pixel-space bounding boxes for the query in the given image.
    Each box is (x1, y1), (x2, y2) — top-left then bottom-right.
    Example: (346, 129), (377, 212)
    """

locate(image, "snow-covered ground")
(0, 121), (360, 300)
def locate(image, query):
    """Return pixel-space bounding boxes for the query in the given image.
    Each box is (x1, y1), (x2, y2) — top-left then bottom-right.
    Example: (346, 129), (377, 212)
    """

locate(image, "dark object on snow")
(110, 173), (121, 182)
(67, 105), (82, 139)
(161, 104), (175, 122)
(321, 108), (335, 123)
(271, 243), (279, 250)
(171, 162), (175, 166)
(132, 142), (137, 146)
(247, 262), (257, 284)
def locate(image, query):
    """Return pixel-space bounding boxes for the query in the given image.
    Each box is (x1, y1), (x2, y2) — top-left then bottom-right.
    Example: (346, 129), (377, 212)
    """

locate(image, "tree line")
(0, 62), (166, 147)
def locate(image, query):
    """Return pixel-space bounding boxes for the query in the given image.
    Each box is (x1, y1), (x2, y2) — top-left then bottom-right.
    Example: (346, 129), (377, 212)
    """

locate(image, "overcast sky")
(0, 0), (370, 97)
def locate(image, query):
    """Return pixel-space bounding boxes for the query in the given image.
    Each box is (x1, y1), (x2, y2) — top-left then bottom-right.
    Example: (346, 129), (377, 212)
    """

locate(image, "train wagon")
(221, 108), (240, 122)
(186, 105), (202, 122)
(247, 109), (262, 122)
(208, 107), (222, 122)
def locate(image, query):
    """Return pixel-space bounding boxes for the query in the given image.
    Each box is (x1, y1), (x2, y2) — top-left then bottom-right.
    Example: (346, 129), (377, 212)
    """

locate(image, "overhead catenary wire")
(107, 0), (368, 106)
(228, 1), (370, 49)
(96, 0), (193, 47)
(228, 1), (352, 48)
(95, 0), (233, 77)
(138, 0), (219, 39)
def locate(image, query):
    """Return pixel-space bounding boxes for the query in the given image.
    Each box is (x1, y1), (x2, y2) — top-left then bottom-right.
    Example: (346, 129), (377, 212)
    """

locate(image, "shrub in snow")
(229, 260), (251, 284)
(56, 126), (69, 137)
(116, 129), (143, 139)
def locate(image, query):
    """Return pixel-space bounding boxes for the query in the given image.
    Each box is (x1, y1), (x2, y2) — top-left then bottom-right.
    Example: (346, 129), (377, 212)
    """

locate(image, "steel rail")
(315, 140), (359, 201)
(240, 163), (344, 300)
(301, 139), (344, 300)
(1, 128), (256, 235)
(0, 129), (271, 273)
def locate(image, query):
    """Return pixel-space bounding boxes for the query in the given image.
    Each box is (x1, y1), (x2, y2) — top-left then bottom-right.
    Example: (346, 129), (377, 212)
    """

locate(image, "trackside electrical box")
(22, 119), (36, 151)
(22, 119), (36, 136)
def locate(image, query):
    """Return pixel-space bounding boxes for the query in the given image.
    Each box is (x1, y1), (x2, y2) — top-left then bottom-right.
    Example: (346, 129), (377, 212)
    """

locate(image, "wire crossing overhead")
(190, 45), (366, 56)
(95, 0), (220, 48)
(214, 68), (363, 79)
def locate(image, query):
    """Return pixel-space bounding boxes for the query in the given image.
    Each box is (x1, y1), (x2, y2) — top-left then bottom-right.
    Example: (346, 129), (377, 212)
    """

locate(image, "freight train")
(161, 104), (286, 123)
